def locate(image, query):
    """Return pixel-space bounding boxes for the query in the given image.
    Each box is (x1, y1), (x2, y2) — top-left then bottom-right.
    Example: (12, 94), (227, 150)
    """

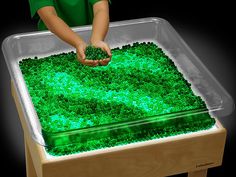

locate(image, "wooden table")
(11, 82), (227, 177)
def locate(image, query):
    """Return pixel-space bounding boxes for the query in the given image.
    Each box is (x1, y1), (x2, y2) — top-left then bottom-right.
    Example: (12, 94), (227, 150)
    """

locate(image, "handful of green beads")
(85, 45), (110, 60)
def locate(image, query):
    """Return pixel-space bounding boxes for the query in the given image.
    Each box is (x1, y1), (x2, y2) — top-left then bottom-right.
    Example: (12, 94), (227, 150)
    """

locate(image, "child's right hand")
(76, 42), (99, 67)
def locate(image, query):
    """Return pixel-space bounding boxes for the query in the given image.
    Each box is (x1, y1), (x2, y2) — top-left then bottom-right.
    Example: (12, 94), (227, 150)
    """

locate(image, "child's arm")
(90, 0), (112, 66)
(37, 6), (99, 67)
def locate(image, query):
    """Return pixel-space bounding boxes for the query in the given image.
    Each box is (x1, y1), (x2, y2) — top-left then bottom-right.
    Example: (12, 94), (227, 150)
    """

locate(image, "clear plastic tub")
(2, 17), (234, 149)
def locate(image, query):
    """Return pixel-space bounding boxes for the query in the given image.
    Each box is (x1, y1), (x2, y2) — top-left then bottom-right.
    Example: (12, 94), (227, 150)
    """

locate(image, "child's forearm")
(37, 6), (84, 48)
(90, 1), (110, 43)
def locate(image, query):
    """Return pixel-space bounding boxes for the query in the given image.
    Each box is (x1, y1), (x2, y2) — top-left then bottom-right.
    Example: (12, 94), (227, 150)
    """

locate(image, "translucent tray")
(2, 17), (234, 148)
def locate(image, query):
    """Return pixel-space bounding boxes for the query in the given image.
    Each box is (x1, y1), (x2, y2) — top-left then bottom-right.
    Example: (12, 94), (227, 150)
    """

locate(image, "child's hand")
(76, 41), (99, 67)
(90, 40), (112, 66)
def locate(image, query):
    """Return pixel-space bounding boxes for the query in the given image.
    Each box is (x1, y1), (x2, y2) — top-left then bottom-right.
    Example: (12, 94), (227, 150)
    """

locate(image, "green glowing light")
(19, 42), (215, 156)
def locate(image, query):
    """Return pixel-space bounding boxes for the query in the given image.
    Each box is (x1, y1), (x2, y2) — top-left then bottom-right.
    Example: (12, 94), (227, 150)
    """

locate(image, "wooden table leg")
(188, 169), (208, 177)
(25, 141), (38, 177)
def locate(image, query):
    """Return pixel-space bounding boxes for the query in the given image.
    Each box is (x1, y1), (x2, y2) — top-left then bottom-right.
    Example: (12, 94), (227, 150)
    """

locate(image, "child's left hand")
(90, 40), (112, 66)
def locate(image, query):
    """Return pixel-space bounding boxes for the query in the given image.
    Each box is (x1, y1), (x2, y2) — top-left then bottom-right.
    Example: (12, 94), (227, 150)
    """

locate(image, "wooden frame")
(11, 81), (227, 177)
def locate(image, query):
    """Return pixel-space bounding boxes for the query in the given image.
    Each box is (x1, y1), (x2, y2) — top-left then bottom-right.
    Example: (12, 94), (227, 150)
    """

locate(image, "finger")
(99, 58), (110, 66)
(77, 53), (96, 67)
(78, 47), (86, 60)
(93, 60), (99, 66)
(98, 60), (106, 66)
(103, 44), (112, 57)
(104, 58), (111, 62)
(84, 59), (98, 67)
(98, 43), (111, 56)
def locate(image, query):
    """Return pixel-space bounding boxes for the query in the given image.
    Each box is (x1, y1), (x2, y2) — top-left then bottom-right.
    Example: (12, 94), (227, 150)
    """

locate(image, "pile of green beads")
(85, 45), (110, 60)
(19, 42), (215, 156)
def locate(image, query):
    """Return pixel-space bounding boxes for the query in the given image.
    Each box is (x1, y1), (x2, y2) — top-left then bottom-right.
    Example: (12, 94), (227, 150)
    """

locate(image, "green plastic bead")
(19, 41), (215, 156)
(85, 45), (110, 60)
